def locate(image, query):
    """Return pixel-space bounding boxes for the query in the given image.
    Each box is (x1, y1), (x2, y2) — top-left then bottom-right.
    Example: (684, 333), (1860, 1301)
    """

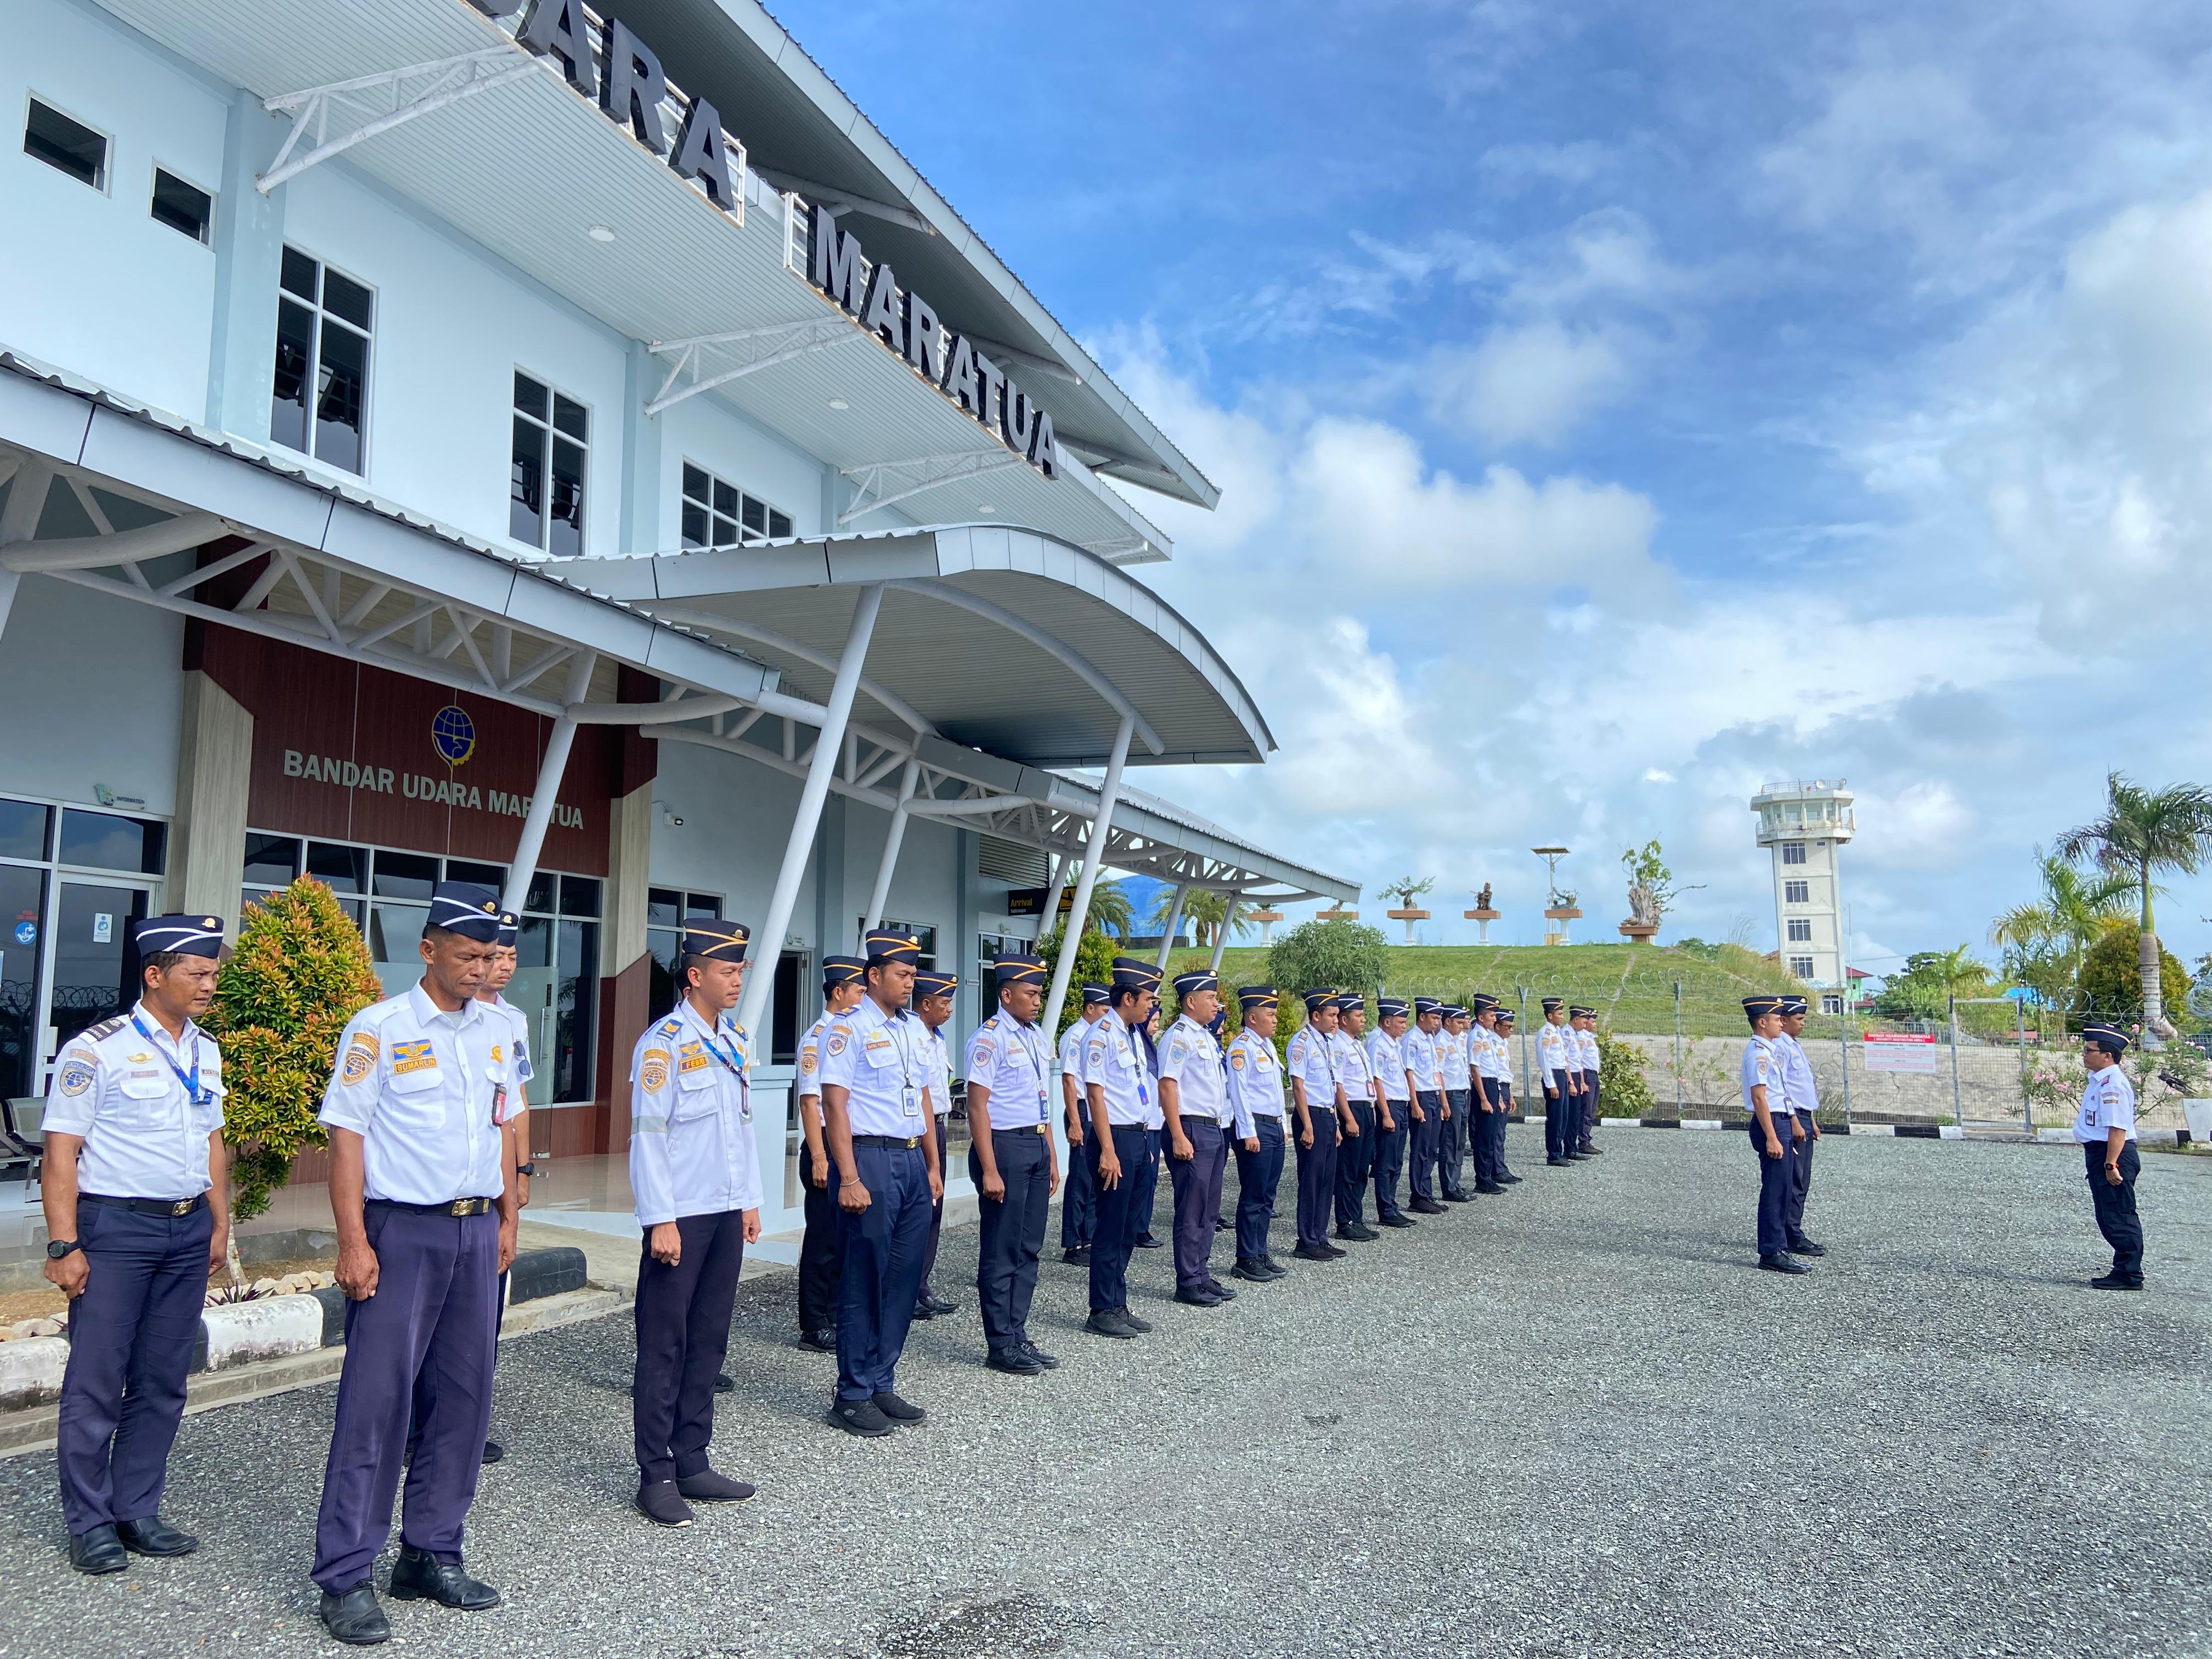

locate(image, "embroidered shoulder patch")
(340, 1034), (378, 1086)
(972, 1038), (995, 1063)
(800, 1045), (819, 1074)
(58, 1057), (96, 1096)
(825, 1029), (849, 1058)
(1229, 1049), (1246, 1071)
(640, 1048), (671, 1091)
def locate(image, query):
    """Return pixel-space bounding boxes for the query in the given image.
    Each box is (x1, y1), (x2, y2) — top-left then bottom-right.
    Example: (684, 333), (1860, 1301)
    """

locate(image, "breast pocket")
(671, 1069), (721, 1124)
(193, 1076), (227, 1138)
(111, 1071), (175, 1127)
(385, 1065), (448, 1129)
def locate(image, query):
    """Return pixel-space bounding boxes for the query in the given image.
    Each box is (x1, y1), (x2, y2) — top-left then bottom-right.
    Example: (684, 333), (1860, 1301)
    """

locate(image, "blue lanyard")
(131, 1013), (208, 1107)
(688, 1011), (752, 1121)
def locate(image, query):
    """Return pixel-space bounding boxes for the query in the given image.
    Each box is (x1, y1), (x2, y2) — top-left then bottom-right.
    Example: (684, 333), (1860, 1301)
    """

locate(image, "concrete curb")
(1598, 1116), (2194, 1146)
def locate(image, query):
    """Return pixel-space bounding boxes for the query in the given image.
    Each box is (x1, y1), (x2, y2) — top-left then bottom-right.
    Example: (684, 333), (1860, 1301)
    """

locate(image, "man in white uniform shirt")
(1331, 995), (1383, 1241)
(793, 957), (866, 1353)
(1437, 1007), (1475, 1202)
(1537, 997), (1584, 1167)
(910, 969), (961, 1324)
(1403, 999), (1448, 1214)
(311, 882), (518, 1644)
(966, 955), (1061, 1373)
(1740, 995), (1806, 1276)
(2075, 1022), (2144, 1289)
(1365, 998), (1417, 1227)
(1468, 995), (1511, 1194)
(472, 910), (534, 1466)
(1287, 990), (1350, 1262)
(1226, 986), (1289, 1282)
(1570, 1006), (1604, 1158)
(1057, 983), (1111, 1264)
(42, 914), (230, 1577)
(817, 929), (943, 1437)
(1775, 997), (1821, 1256)
(1082, 957), (1164, 1339)
(1160, 968), (1237, 1307)
(627, 918), (763, 1528)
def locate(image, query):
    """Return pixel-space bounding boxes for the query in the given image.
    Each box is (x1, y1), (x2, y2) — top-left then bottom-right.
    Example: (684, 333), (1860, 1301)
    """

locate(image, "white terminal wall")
(0, 579), (185, 816)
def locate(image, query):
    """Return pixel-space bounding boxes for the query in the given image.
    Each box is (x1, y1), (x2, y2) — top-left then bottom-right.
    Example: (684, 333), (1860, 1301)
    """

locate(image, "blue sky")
(785, 0), (2212, 976)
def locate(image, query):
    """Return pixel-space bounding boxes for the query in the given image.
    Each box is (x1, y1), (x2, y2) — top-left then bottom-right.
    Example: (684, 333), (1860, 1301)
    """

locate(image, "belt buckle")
(904, 1136), (917, 1149)
(450, 1199), (472, 1218)
(171, 1199), (193, 1217)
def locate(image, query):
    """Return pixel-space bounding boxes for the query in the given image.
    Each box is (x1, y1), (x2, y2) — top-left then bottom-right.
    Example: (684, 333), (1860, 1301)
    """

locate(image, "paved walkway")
(1, 1129), (2206, 1658)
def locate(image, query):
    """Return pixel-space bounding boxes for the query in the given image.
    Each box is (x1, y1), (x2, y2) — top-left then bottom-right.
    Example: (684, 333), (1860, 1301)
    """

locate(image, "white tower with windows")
(1751, 779), (1855, 1009)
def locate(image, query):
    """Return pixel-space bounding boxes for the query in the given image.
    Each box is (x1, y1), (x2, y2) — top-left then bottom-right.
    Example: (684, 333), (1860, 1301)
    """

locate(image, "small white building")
(1750, 779), (1855, 1011)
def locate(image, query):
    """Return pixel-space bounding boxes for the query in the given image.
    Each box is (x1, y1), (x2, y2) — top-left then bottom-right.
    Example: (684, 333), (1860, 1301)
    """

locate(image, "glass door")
(507, 964), (557, 1109)
(48, 880), (152, 1073)
(0, 864), (46, 1103)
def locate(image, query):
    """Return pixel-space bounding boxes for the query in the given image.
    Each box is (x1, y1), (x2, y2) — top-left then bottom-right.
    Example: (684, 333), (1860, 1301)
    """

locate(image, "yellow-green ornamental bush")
(202, 878), (384, 1218)
(1593, 1025), (1655, 1118)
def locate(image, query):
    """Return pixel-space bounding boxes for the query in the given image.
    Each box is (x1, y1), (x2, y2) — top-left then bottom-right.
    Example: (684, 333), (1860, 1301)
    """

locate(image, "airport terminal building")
(0, 0), (1352, 1232)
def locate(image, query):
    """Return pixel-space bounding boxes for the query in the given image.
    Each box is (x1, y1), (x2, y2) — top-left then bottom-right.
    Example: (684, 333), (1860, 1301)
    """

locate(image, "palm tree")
(1060, 866), (1131, 939)
(1169, 889), (1255, 950)
(2057, 774), (2212, 1041)
(1988, 847), (2132, 1010)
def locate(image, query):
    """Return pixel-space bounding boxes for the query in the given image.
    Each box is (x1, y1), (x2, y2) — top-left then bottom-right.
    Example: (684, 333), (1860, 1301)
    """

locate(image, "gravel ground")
(2, 1128), (2207, 1659)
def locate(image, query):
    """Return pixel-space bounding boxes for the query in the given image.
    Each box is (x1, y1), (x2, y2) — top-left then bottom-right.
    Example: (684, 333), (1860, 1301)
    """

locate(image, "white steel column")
(860, 758), (919, 932)
(500, 652), (596, 916)
(1153, 882), (1191, 970)
(1039, 850), (1072, 930)
(0, 459), (53, 642)
(1208, 896), (1236, 973)
(736, 585), (884, 1039)
(1040, 715), (1133, 1042)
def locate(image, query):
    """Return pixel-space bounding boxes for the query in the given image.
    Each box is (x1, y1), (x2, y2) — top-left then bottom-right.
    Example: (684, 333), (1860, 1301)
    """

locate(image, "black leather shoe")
(1134, 1234), (1165, 1250)
(1475, 1181), (1504, 1194)
(635, 1481), (696, 1527)
(2089, 1272), (2143, 1290)
(116, 1515), (198, 1557)
(1787, 1238), (1827, 1258)
(1062, 1245), (1090, 1263)
(1117, 1305), (1155, 1333)
(1174, 1286), (1223, 1307)
(1440, 1193), (1471, 1203)
(387, 1545), (501, 1610)
(1085, 1308), (1138, 1339)
(1231, 1256), (1272, 1282)
(1293, 1243), (1335, 1262)
(927, 1293), (959, 1316)
(1577, 1144), (1603, 1155)
(1020, 1339), (1062, 1369)
(987, 1346), (1044, 1375)
(1203, 1279), (1237, 1300)
(1259, 1255), (1290, 1279)
(1326, 1243), (1348, 1256)
(1409, 1198), (1446, 1215)
(68, 1524), (127, 1575)
(873, 1391), (927, 1424)
(1546, 1158), (1571, 1167)
(319, 1582), (390, 1645)
(1757, 1252), (1811, 1275)
(676, 1468), (755, 1502)
(1379, 1214), (1416, 1228)
(1500, 1172), (1523, 1183)
(796, 1328), (836, 1353)
(1214, 1217), (1232, 1231)
(829, 1397), (894, 1436)
(480, 1438), (505, 1464)
(713, 1372), (735, 1393)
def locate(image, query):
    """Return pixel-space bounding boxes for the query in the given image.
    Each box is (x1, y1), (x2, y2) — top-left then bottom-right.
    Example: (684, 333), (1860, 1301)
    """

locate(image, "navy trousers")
(1335, 1101), (1376, 1225)
(973, 1127), (1051, 1351)
(1493, 1082), (1516, 1176)
(1579, 1071), (1601, 1147)
(1060, 1103), (1097, 1249)
(916, 1114), (950, 1301)
(1785, 1120), (1815, 1242)
(1440, 1090), (1472, 1197)
(1408, 1092), (1445, 1200)
(829, 1141), (932, 1403)
(1169, 1120), (1228, 1290)
(1751, 1121), (1792, 1256)
(1372, 1101), (1410, 1221)
(56, 1199), (211, 1536)
(1544, 1071), (1579, 1160)
(1295, 1108), (1341, 1249)
(1133, 1126), (1162, 1240)
(796, 1140), (842, 1336)
(1468, 1081), (1499, 1187)
(2086, 1142), (2144, 1280)
(313, 1205), (499, 1593)
(1088, 1124), (1151, 1312)
(1234, 1116), (1286, 1259)
(633, 1208), (747, 1485)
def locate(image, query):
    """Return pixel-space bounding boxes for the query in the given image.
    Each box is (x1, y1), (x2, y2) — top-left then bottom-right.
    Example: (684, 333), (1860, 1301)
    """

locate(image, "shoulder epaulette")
(83, 1015), (129, 1042)
(658, 1016), (684, 1037)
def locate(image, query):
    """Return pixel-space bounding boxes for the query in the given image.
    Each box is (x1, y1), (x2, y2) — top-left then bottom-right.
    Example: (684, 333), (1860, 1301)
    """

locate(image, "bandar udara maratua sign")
(463, 0), (1059, 482)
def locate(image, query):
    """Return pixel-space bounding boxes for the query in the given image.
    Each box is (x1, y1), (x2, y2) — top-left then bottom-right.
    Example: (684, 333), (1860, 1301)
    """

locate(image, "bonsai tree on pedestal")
(1619, 839), (1699, 944)
(1381, 876), (1435, 944)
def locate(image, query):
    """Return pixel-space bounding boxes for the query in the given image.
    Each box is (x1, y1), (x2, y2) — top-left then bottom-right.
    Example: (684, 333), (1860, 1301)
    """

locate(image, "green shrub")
(2078, 922), (2190, 1023)
(201, 878), (384, 1219)
(1038, 922), (1118, 1042)
(1593, 1025), (1655, 1116)
(1267, 917), (1389, 1002)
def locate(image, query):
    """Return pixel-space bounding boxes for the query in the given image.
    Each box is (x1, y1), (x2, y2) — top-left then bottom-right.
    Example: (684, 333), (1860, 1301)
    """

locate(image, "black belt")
(852, 1133), (924, 1150)
(81, 1192), (206, 1218)
(366, 1196), (495, 1217)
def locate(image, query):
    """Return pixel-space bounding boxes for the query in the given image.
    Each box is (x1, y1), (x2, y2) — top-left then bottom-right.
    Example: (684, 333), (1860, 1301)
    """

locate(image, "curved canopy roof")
(559, 525), (1274, 769)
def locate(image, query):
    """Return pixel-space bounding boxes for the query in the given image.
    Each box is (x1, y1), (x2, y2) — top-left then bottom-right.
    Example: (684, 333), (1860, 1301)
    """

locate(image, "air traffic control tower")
(1751, 779), (1856, 1009)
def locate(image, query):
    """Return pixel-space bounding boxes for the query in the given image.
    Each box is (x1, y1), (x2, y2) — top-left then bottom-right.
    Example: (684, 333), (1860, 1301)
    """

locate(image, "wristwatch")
(46, 1239), (81, 1260)
(515, 1162), (538, 1178)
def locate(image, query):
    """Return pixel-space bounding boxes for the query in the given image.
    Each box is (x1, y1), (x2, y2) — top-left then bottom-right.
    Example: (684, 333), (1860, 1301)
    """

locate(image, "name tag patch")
(392, 1041), (437, 1076)
(678, 1042), (710, 1075)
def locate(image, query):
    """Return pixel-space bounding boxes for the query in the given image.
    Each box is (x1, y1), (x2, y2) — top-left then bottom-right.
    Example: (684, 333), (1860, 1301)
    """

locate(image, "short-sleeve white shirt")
(319, 982), (512, 1205)
(1083, 1013), (1154, 1128)
(2074, 1064), (2136, 1143)
(1160, 1015), (1231, 1126)
(967, 1012), (1053, 1130)
(816, 998), (932, 1136)
(42, 1002), (224, 1201)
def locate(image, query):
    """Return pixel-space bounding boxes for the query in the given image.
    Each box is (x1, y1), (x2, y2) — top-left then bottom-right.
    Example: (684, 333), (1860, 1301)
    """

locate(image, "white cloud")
(1428, 321), (1633, 446)
(1479, 139), (1615, 193)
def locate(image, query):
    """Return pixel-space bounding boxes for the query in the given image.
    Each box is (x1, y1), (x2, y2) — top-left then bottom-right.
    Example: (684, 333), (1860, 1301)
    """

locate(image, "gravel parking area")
(2, 1128), (2207, 1659)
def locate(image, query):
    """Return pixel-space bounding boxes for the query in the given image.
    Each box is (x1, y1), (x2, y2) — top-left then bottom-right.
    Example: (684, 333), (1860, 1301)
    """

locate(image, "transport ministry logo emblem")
(431, 705), (476, 768)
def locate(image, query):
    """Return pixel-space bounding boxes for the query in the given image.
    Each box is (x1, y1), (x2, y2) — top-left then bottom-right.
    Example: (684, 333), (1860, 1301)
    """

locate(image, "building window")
(271, 246), (374, 475)
(1781, 842), (1807, 866)
(1784, 879), (1809, 905)
(1787, 918), (1813, 943)
(681, 462), (792, 548)
(1788, 955), (1815, 979)
(864, 919), (938, 970)
(645, 887), (724, 1021)
(241, 836), (602, 1105)
(512, 372), (588, 556)
(977, 932), (1033, 972)
(1821, 994), (1844, 1017)
(24, 99), (107, 190)
(150, 168), (212, 242)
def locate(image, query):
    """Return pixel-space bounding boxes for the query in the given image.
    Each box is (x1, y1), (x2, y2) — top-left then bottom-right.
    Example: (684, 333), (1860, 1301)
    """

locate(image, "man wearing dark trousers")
(1287, 990), (1350, 1262)
(1740, 995), (1806, 1276)
(1226, 987), (1289, 1282)
(1537, 997), (1584, 1166)
(1775, 997), (1821, 1254)
(793, 958), (866, 1352)
(42, 915), (229, 1576)
(312, 883), (518, 1644)
(1160, 969), (1235, 1306)
(628, 919), (763, 1527)
(1467, 995), (1505, 1194)
(1438, 1006), (1475, 1200)
(1402, 999), (1448, 1213)
(1057, 984), (1110, 1263)
(964, 955), (1061, 1374)
(1082, 958), (1163, 1338)
(910, 970), (961, 1322)
(1364, 998), (1415, 1227)
(819, 930), (943, 1436)
(1491, 1006), (1523, 1183)
(1333, 995), (1381, 1241)
(2075, 1023), (2145, 1289)
(1571, 1006), (1605, 1156)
